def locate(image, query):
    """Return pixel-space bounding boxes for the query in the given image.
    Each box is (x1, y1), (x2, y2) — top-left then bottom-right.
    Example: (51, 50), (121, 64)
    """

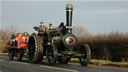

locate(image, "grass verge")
(71, 58), (128, 67)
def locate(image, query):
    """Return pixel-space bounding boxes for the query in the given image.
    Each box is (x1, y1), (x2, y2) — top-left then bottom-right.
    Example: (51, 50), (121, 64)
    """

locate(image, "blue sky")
(1, 0), (128, 35)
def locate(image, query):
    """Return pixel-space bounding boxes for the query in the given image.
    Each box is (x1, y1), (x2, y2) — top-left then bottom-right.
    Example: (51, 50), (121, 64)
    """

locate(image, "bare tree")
(0, 26), (16, 39)
(0, 26), (17, 53)
(72, 26), (92, 39)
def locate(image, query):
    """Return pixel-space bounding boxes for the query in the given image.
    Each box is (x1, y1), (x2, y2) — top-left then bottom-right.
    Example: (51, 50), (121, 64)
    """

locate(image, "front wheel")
(46, 44), (58, 65)
(79, 44), (91, 66)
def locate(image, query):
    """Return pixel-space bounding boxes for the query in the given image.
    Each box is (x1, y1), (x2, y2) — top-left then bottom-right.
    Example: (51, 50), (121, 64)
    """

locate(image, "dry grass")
(90, 59), (128, 67)
(70, 58), (128, 67)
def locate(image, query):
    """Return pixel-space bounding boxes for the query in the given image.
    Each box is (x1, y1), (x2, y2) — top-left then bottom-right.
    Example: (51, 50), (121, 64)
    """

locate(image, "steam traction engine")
(27, 4), (91, 66)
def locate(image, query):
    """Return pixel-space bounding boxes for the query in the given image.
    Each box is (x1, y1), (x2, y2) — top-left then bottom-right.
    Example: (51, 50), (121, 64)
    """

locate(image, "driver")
(34, 22), (48, 36)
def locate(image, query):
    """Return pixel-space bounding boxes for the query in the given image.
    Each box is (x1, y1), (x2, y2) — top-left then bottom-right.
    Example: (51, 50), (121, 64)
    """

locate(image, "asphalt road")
(0, 56), (127, 72)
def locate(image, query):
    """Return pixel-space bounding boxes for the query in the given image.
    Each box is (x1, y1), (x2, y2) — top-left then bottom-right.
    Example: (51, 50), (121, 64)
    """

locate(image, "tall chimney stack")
(66, 4), (73, 33)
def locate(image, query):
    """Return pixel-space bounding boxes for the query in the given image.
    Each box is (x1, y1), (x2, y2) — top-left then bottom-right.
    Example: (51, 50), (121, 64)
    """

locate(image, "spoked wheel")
(17, 52), (23, 61)
(27, 35), (43, 63)
(46, 44), (58, 65)
(79, 44), (91, 66)
(9, 50), (14, 61)
(17, 50), (24, 61)
(58, 55), (71, 64)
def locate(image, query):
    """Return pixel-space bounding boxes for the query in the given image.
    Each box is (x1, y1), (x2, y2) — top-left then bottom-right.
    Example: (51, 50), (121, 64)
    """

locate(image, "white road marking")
(0, 59), (78, 72)
(0, 71), (3, 72)
(10, 61), (29, 65)
(40, 65), (79, 72)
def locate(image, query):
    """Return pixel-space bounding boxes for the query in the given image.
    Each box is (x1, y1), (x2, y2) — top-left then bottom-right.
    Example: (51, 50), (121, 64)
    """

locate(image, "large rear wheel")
(79, 44), (91, 66)
(27, 35), (43, 63)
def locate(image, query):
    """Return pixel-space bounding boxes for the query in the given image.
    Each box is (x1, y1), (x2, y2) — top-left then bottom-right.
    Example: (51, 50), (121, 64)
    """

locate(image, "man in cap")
(34, 22), (48, 36)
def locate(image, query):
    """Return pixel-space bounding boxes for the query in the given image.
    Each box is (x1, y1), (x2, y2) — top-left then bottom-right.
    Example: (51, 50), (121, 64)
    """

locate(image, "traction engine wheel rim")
(79, 44), (91, 66)
(27, 37), (35, 61)
(46, 44), (58, 65)
(27, 35), (43, 63)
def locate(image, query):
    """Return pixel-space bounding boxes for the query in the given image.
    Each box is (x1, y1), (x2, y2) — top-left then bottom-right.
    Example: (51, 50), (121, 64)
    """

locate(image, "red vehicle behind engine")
(5, 32), (29, 61)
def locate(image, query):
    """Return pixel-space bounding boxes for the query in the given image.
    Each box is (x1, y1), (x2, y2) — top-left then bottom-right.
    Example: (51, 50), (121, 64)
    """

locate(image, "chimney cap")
(66, 4), (73, 11)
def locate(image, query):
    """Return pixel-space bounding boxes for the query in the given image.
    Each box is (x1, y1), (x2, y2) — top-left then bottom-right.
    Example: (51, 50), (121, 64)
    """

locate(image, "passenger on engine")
(47, 23), (53, 35)
(47, 23), (53, 45)
(48, 23), (53, 30)
(34, 22), (48, 36)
